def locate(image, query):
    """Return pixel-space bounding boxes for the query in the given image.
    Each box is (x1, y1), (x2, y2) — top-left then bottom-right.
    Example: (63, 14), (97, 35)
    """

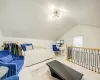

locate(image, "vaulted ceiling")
(0, 0), (100, 40)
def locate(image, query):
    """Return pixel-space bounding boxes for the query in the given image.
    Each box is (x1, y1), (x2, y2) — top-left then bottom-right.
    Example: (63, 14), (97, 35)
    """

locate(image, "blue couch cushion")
(0, 50), (10, 58)
(0, 54), (13, 63)
(11, 60), (24, 71)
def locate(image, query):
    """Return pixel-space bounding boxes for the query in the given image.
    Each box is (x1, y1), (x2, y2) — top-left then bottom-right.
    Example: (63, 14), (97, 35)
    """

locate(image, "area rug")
(31, 65), (59, 80)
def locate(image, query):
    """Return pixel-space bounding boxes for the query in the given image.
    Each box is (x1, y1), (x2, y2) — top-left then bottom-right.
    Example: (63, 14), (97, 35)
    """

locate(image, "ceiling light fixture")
(51, 8), (67, 18)
(52, 9), (60, 18)
(49, 5), (69, 20)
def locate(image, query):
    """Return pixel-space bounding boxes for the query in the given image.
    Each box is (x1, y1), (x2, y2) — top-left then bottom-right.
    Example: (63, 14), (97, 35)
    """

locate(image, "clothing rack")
(2, 41), (22, 56)
(3, 41), (18, 44)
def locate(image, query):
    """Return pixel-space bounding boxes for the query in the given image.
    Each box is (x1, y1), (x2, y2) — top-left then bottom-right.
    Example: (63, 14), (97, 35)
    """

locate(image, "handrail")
(66, 44), (100, 74)
(71, 46), (100, 50)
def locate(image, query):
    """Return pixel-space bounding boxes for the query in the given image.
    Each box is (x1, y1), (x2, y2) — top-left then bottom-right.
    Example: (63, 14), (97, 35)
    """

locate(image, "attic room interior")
(0, 0), (100, 80)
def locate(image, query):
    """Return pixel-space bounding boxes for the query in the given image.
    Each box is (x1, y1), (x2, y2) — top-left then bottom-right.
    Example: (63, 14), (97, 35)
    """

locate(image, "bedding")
(26, 46), (33, 51)
(24, 49), (55, 67)
(21, 43), (33, 51)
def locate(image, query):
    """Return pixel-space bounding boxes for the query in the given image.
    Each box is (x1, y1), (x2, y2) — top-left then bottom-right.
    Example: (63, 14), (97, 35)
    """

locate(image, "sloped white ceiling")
(0, 0), (100, 40)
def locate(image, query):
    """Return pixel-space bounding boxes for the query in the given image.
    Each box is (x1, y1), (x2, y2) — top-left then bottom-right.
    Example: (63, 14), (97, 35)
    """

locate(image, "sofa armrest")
(0, 62), (17, 78)
(13, 55), (24, 60)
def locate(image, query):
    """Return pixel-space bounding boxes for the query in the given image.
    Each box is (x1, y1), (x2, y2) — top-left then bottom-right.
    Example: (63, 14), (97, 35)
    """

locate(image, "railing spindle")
(98, 51), (100, 73)
(77, 48), (79, 64)
(73, 47), (75, 64)
(86, 49), (88, 69)
(71, 47), (72, 62)
(71, 47), (73, 63)
(82, 48), (83, 67)
(84, 49), (86, 68)
(80, 48), (82, 66)
(89, 49), (91, 70)
(78, 48), (80, 65)
(93, 50), (94, 71)
(75, 47), (77, 64)
(91, 50), (93, 71)
(97, 50), (99, 73)
(94, 50), (97, 72)
(79, 48), (81, 66)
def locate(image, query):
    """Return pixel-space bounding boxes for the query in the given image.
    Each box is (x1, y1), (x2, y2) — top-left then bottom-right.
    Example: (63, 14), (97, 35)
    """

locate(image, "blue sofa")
(0, 50), (24, 78)
(5, 75), (19, 80)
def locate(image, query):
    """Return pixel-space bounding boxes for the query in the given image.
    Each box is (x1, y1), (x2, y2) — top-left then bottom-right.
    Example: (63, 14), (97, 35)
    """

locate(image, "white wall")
(0, 31), (3, 49)
(59, 25), (100, 48)
(3, 37), (55, 49)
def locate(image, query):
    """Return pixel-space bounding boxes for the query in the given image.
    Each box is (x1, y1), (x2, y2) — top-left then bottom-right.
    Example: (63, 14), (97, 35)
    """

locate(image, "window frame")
(73, 35), (84, 47)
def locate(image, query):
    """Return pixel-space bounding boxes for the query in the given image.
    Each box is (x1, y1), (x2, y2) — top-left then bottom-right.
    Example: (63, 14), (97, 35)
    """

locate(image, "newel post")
(66, 44), (68, 60)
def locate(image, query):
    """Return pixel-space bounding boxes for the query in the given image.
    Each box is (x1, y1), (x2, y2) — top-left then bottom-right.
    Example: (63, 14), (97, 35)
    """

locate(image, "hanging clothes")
(18, 45), (22, 56)
(11, 43), (19, 55)
(3, 42), (22, 56)
(11, 43), (15, 55)
(4, 43), (9, 50)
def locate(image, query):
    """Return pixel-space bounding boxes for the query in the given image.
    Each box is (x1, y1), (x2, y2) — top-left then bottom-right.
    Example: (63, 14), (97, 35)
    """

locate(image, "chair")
(52, 45), (60, 54)
(5, 75), (19, 80)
